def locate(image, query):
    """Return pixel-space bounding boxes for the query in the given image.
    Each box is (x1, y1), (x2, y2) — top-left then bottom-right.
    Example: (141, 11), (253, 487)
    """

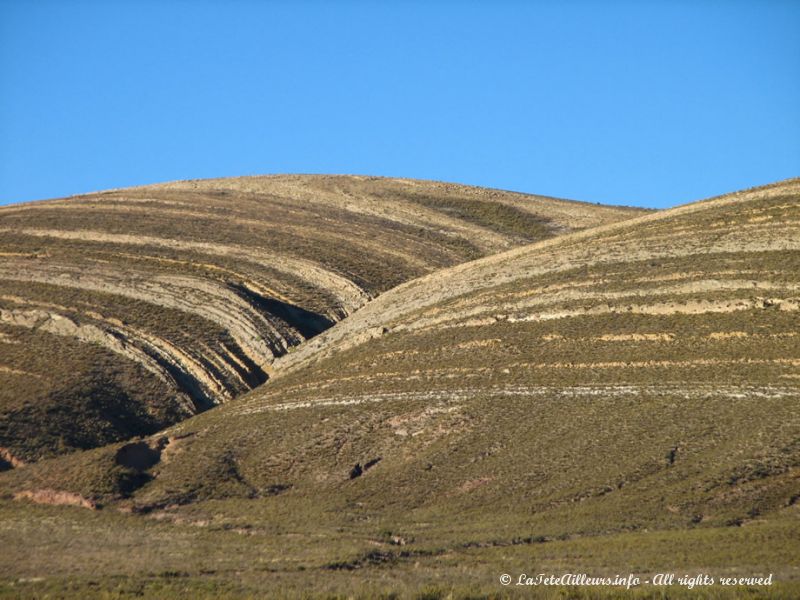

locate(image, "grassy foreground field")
(0, 499), (796, 599)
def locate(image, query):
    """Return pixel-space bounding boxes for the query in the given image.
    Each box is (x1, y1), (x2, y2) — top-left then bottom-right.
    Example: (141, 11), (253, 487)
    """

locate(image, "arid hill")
(1, 178), (797, 598)
(0, 175), (642, 464)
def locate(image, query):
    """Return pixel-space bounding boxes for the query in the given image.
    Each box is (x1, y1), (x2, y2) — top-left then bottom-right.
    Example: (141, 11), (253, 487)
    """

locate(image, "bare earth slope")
(1, 179), (797, 598)
(0, 175), (641, 463)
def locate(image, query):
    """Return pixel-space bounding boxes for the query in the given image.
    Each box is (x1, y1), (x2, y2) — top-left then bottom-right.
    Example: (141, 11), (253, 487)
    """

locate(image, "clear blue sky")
(1, 1), (798, 208)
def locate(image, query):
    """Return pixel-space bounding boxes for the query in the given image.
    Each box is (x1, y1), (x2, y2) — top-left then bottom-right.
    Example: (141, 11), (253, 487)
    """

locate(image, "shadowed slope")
(0, 175), (642, 463)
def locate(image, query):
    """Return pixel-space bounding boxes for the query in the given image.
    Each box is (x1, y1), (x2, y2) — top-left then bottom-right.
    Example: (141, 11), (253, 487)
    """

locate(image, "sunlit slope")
(0, 175), (641, 464)
(274, 177), (800, 377)
(16, 178), (798, 528)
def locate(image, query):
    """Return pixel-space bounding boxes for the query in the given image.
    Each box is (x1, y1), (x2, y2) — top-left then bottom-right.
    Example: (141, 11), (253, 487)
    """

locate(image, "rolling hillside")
(1, 178), (797, 598)
(0, 175), (642, 465)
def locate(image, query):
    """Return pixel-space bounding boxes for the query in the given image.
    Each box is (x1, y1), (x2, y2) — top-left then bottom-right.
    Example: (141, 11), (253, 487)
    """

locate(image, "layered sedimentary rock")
(0, 175), (641, 461)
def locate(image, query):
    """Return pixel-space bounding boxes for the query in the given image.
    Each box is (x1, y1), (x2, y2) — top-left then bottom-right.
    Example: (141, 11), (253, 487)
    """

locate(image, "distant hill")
(0, 175), (642, 464)
(1, 178), (797, 598)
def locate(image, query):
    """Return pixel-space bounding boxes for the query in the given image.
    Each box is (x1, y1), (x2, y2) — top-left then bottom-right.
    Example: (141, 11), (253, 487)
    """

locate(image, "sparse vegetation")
(1, 176), (798, 598)
(1, 175), (638, 464)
